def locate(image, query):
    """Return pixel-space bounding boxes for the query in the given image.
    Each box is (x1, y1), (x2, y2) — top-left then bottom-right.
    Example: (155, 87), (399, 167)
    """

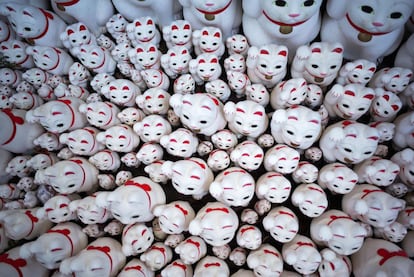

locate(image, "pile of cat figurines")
(1, 0), (414, 276)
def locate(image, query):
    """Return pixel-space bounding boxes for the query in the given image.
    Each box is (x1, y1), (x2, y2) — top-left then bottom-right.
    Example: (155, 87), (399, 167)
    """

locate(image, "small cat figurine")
(126, 17), (161, 47)
(192, 26), (225, 58)
(291, 41), (343, 89)
(162, 20), (193, 50)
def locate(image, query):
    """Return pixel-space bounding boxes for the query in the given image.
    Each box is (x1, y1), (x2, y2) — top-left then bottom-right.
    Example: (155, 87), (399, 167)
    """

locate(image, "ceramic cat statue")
(121, 223), (154, 256)
(101, 79), (141, 107)
(189, 53), (222, 85)
(230, 141), (264, 171)
(224, 100), (269, 140)
(189, 201), (239, 247)
(336, 59), (377, 86)
(59, 237), (126, 277)
(291, 183), (328, 218)
(310, 209), (367, 256)
(140, 242), (173, 271)
(323, 83), (375, 121)
(26, 46), (73, 76)
(262, 206), (299, 243)
(342, 184), (406, 228)
(161, 157), (213, 199)
(0, 246), (49, 277)
(128, 43), (161, 71)
(0, 2), (67, 47)
(319, 120), (380, 164)
(270, 105), (322, 150)
(179, 0), (242, 39)
(112, 0), (182, 27)
(320, 0), (414, 62)
(369, 66), (413, 94)
(291, 41), (343, 88)
(354, 156), (400, 187)
(246, 44), (288, 89)
(175, 235), (207, 265)
(0, 108), (44, 154)
(78, 101), (121, 130)
(170, 93), (226, 136)
(209, 167), (256, 207)
(51, 0), (113, 35)
(60, 22), (97, 56)
(162, 19), (193, 50)
(19, 222), (88, 270)
(126, 17), (161, 47)
(246, 244), (283, 277)
(96, 176), (166, 225)
(192, 26), (225, 58)
(351, 238), (414, 277)
(72, 44), (116, 75)
(153, 201), (195, 235)
(36, 194), (80, 223)
(318, 162), (358, 194)
(0, 39), (35, 68)
(255, 171), (292, 204)
(282, 234), (322, 275)
(242, 0), (323, 60)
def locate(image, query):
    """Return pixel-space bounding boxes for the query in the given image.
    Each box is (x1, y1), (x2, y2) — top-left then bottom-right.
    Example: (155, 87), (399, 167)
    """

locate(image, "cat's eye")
(274, 0), (287, 6)
(24, 27), (31, 32)
(361, 5), (374, 14)
(344, 148), (352, 152)
(303, 0), (315, 7)
(390, 12), (403, 19)
(311, 64), (318, 68)
(330, 65), (337, 69)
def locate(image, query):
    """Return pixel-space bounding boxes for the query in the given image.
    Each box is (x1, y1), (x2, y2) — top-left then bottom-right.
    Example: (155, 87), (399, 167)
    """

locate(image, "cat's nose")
(372, 22), (384, 27)
(289, 13), (300, 18)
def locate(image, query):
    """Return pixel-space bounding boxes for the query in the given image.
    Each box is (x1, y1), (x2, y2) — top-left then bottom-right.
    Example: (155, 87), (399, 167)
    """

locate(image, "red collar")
(89, 50), (106, 70)
(47, 228), (74, 255)
(346, 13), (390, 36)
(55, 0), (80, 6)
(262, 11), (309, 27)
(196, 0), (232, 16)
(0, 253), (26, 277)
(29, 9), (54, 41)
(70, 159), (86, 188)
(124, 265), (145, 273)
(103, 103), (114, 126)
(57, 99), (75, 129)
(124, 180), (152, 208)
(327, 215), (352, 225)
(2, 25), (11, 43)
(16, 54), (30, 67)
(377, 248), (407, 265)
(86, 246), (112, 273)
(24, 210), (39, 237)
(1, 109), (24, 146)
(361, 188), (383, 199)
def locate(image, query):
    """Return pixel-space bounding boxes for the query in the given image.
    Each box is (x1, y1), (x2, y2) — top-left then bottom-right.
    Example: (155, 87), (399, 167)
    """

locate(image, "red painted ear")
(1, 46), (7, 50)
(182, 49), (187, 54)
(363, 94), (374, 100)
(184, 24), (190, 30)
(312, 47), (321, 53)
(136, 47), (144, 53)
(147, 19), (153, 25)
(407, 73), (413, 78)
(202, 30), (209, 36)
(67, 29), (74, 36)
(369, 67), (376, 72)
(135, 21), (141, 27)
(214, 32), (220, 38)
(344, 90), (355, 96)
(91, 51), (98, 56)
(382, 94), (390, 101)
(149, 46), (156, 52)
(170, 52), (176, 56)
(260, 49), (269, 55)
(79, 25), (87, 31)
(171, 25), (178, 30)
(278, 50), (287, 57)
(332, 47), (343, 53)
(211, 58), (218, 63)
(355, 64), (363, 69)
(198, 59), (206, 64)
(391, 104), (399, 111)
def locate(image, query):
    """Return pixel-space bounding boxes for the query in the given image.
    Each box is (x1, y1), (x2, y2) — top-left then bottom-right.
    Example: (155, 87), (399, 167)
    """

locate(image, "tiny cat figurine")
(161, 46), (191, 78)
(0, 39), (34, 68)
(128, 43), (161, 71)
(320, 0), (414, 62)
(60, 23), (97, 56)
(189, 53), (222, 85)
(336, 59), (377, 86)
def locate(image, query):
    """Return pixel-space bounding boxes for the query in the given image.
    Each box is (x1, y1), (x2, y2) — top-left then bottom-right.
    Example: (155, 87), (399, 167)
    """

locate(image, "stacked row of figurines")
(1, 0), (414, 276)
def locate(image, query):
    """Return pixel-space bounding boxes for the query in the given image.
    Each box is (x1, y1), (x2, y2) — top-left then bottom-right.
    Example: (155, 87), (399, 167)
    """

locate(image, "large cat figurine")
(242, 0), (323, 60)
(320, 0), (414, 62)
(178, 0), (242, 39)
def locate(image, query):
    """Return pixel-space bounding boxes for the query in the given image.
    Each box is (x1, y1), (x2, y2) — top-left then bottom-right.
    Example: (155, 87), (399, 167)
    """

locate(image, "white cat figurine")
(320, 0), (414, 62)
